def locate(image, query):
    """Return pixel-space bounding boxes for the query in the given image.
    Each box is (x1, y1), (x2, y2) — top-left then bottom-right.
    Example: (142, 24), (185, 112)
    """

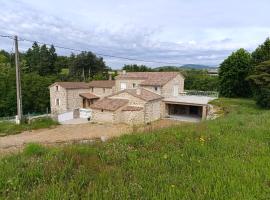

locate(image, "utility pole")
(14, 35), (23, 124)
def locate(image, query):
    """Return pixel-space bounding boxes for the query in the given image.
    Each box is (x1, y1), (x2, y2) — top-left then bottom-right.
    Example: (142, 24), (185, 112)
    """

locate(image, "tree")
(22, 73), (57, 113)
(156, 66), (180, 72)
(25, 42), (40, 73)
(0, 51), (8, 64)
(251, 38), (270, 66)
(248, 60), (270, 108)
(0, 45), (113, 117)
(122, 64), (153, 72)
(25, 43), (58, 75)
(219, 48), (252, 97)
(0, 65), (16, 116)
(70, 51), (108, 81)
(184, 69), (219, 91)
(55, 56), (69, 73)
(48, 45), (58, 74)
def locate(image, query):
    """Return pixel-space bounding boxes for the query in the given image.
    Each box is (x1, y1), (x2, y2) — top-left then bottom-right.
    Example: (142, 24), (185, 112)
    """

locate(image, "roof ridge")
(49, 81), (90, 89)
(116, 71), (184, 86)
(89, 80), (116, 88)
(125, 88), (163, 101)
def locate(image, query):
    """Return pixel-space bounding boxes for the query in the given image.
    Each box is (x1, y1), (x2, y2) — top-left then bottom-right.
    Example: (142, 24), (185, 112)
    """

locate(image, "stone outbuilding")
(90, 88), (163, 124)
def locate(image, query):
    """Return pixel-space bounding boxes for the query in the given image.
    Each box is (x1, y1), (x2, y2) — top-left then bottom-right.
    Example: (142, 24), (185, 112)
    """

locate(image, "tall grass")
(0, 98), (270, 199)
(0, 117), (59, 136)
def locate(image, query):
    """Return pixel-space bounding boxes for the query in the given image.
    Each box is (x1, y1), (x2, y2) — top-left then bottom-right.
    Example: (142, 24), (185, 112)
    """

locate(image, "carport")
(163, 96), (215, 122)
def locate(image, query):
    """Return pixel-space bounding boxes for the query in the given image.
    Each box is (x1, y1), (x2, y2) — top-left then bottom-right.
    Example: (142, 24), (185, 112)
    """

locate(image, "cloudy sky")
(0, 0), (269, 68)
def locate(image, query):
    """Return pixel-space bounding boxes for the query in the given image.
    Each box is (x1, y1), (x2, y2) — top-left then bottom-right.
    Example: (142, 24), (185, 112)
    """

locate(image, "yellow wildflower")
(199, 137), (205, 142)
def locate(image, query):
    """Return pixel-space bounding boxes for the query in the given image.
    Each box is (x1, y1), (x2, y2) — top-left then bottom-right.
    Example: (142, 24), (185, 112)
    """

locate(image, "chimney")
(122, 70), (126, 75)
(136, 88), (141, 95)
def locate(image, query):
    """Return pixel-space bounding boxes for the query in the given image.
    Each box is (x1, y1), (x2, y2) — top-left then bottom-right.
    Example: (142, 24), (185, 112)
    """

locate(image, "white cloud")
(0, 0), (270, 68)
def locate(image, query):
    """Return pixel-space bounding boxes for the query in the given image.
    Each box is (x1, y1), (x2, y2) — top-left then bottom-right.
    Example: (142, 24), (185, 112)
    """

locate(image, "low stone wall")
(121, 110), (144, 125)
(91, 109), (114, 123)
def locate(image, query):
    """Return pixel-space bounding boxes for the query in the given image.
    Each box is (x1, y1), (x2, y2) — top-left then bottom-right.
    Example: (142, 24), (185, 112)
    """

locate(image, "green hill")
(0, 98), (270, 199)
(155, 64), (218, 71)
(181, 64), (213, 69)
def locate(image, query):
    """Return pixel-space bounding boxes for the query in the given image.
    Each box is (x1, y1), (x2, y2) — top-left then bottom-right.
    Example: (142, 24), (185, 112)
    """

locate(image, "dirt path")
(0, 123), (130, 154)
(0, 119), (184, 155)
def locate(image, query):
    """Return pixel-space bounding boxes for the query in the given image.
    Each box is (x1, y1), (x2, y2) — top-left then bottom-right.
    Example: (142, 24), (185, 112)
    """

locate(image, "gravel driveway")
(0, 123), (130, 154)
(0, 119), (184, 155)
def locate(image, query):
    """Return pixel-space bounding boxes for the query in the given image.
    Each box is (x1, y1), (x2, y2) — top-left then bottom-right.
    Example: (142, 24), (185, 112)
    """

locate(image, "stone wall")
(50, 85), (68, 115)
(144, 100), (162, 123)
(109, 92), (162, 124)
(160, 101), (166, 118)
(91, 109), (114, 123)
(161, 74), (185, 98)
(115, 79), (144, 91)
(112, 109), (124, 123)
(121, 110), (144, 125)
(141, 86), (162, 95)
(90, 87), (114, 98)
(66, 89), (90, 111)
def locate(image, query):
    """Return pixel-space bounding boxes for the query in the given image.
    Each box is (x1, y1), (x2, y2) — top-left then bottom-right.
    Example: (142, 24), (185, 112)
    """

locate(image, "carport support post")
(202, 106), (207, 120)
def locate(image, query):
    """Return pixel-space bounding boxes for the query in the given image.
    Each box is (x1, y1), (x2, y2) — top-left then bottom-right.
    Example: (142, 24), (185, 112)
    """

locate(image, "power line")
(0, 34), (14, 40)
(0, 34), (182, 65)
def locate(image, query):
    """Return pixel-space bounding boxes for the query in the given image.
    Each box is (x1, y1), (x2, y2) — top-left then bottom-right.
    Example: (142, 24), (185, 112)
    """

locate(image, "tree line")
(4, 36), (267, 117)
(219, 38), (270, 108)
(0, 43), (109, 117)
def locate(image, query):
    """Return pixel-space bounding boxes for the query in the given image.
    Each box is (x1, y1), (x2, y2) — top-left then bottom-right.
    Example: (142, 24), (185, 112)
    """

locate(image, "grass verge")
(0, 117), (59, 136)
(0, 98), (270, 199)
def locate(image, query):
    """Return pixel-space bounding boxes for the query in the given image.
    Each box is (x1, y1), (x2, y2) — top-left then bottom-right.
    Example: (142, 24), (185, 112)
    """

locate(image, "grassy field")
(0, 98), (270, 199)
(0, 118), (59, 136)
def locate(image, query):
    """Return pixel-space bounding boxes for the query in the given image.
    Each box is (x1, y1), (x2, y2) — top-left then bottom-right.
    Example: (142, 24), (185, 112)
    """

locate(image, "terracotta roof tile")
(90, 98), (128, 111)
(116, 72), (183, 86)
(122, 106), (143, 111)
(79, 93), (100, 99)
(50, 82), (90, 89)
(89, 80), (115, 88)
(108, 88), (163, 102)
(126, 89), (163, 101)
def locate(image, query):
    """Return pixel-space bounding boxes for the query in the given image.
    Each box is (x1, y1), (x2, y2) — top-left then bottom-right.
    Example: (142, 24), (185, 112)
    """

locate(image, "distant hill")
(154, 64), (218, 71)
(180, 64), (215, 69)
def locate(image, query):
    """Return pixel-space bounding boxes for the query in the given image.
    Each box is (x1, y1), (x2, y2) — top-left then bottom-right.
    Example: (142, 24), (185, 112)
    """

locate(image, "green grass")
(1, 98), (270, 199)
(0, 118), (59, 136)
(60, 68), (69, 75)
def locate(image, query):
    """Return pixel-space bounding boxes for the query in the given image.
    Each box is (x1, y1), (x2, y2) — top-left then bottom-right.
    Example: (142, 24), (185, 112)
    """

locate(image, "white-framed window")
(154, 86), (158, 91)
(91, 87), (94, 92)
(103, 88), (106, 93)
(133, 83), (136, 88)
(56, 85), (59, 91)
(120, 82), (127, 90)
(55, 98), (60, 106)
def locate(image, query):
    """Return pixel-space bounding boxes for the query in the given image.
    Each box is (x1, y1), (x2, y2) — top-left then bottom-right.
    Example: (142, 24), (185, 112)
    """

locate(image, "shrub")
(254, 88), (270, 108)
(248, 60), (270, 108)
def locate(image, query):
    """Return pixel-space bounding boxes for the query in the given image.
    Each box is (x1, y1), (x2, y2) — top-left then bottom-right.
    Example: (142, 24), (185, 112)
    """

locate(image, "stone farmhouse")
(49, 71), (213, 124)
